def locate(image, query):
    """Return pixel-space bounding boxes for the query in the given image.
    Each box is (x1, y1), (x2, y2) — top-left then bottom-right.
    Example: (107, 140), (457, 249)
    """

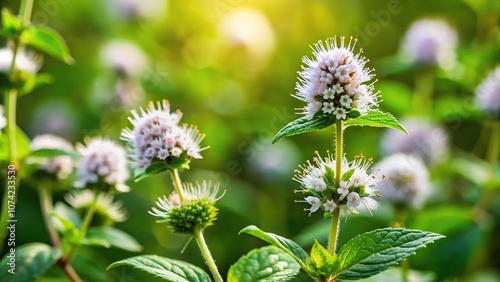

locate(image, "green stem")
(0, 0), (35, 253)
(401, 259), (410, 282)
(66, 191), (100, 261)
(39, 185), (61, 249)
(194, 228), (224, 282)
(392, 207), (409, 282)
(169, 169), (185, 202)
(19, 0), (34, 26)
(327, 209), (341, 254)
(476, 120), (500, 211)
(328, 120), (343, 254)
(412, 68), (434, 116)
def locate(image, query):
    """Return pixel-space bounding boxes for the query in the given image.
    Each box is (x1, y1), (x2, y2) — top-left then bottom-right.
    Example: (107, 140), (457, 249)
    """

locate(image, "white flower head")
(294, 152), (380, 216)
(0, 47), (41, 74)
(294, 37), (378, 119)
(101, 40), (147, 78)
(374, 154), (432, 209)
(476, 67), (500, 117)
(149, 181), (223, 233)
(121, 100), (207, 170)
(75, 138), (130, 192)
(0, 105), (6, 131)
(401, 19), (458, 68)
(381, 118), (449, 165)
(65, 190), (128, 223)
(30, 134), (74, 180)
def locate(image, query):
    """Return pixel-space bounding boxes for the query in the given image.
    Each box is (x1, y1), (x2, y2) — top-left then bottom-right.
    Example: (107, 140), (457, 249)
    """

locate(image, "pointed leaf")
(20, 26), (74, 64)
(86, 226), (143, 252)
(228, 246), (301, 282)
(133, 161), (168, 182)
(239, 225), (309, 264)
(0, 126), (31, 161)
(344, 111), (407, 134)
(107, 255), (211, 282)
(272, 115), (336, 144)
(0, 243), (61, 282)
(1, 8), (22, 38)
(335, 228), (444, 280)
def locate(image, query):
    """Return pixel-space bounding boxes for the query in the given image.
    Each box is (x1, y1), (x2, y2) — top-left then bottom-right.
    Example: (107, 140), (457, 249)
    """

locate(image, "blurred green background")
(1, 0), (500, 281)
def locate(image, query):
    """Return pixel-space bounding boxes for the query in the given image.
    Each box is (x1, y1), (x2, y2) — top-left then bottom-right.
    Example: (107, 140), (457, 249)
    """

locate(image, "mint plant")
(239, 37), (445, 281)
(104, 38), (444, 282)
(0, 1), (445, 281)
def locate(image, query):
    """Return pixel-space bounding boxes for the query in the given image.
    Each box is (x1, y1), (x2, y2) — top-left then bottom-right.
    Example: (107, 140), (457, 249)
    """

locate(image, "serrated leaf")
(344, 111), (407, 134)
(20, 26), (74, 64)
(86, 226), (143, 252)
(228, 246), (301, 282)
(107, 255), (211, 282)
(334, 228), (444, 280)
(0, 243), (61, 282)
(272, 114), (336, 144)
(239, 225), (309, 265)
(0, 126), (31, 161)
(1, 8), (22, 38)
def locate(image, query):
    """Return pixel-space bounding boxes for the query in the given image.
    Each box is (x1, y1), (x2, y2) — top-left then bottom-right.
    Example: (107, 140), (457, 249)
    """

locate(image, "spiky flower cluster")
(30, 134), (74, 180)
(293, 152), (380, 216)
(149, 181), (222, 234)
(65, 190), (128, 224)
(294, 37), (378, 119)
(121, 100), (206, 169)
(0, 47), (40, 74)
(401, 19), (457, 68)
(374, 154), (431, 209)
(75, 138), (129, 192)
(476, 66), (500, 117)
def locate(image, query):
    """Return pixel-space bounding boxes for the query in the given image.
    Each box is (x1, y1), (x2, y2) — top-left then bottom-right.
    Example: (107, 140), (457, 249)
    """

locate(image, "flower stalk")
(39, 185), (61, 249)
(66, 191), (100, 262)
(328, 120), (343, 254)
(170, 169), (185, 202)
(0, 0), (33, 253)
(194, 228), (224, 282)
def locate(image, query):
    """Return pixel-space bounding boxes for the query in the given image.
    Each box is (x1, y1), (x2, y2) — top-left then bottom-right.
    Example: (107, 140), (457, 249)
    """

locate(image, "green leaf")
(272, 114), (336, 144)
(134, 161), (168, 182)
(86, 226), (143, 252)
(107, 255), (211, 282)
(239, 225), (309, 264)
(1, 8), (22, 39)
(19, 73), (53, 96)
(0, 243), (61, 282)
(344, 111), (407, 134)
(0, 126), (31, 162)
(29, 148), (73, 159)
(20, 26), (74, 64)
(228, 246), (301, 282)
(53, 202), (82, 229)
(334, 228), (444, 280)
(304, 240), (338, 279)
(80, 238), (111, 248)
